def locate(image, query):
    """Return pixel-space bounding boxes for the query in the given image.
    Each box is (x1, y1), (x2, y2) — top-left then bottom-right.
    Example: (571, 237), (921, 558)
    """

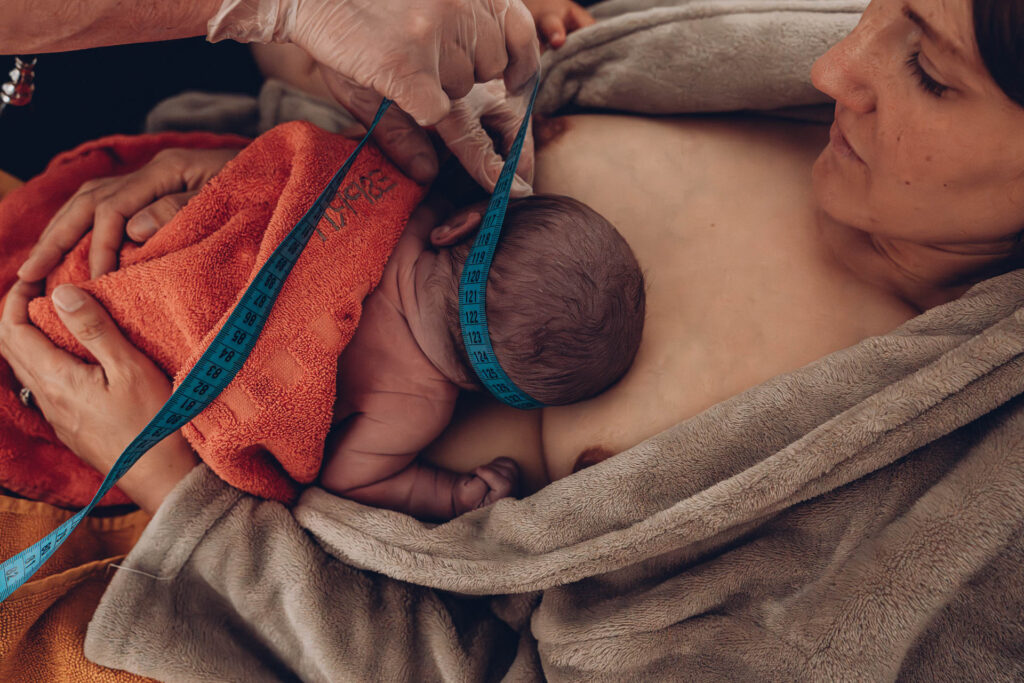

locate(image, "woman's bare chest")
(427, 114), (913, 487)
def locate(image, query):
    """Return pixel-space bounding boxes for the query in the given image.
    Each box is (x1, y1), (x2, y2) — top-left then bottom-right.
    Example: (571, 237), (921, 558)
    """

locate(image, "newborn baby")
(321, 194), (645, 520)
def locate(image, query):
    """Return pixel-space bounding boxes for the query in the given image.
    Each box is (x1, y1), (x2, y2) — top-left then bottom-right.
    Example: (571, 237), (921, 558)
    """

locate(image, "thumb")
(439, 123), (532, 196)
(51, 285), (150, 379)
(537, 14), (567, 47)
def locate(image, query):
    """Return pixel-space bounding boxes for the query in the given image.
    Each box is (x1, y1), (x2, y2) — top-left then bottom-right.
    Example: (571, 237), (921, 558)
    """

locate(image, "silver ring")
(18, 386), (33, 408)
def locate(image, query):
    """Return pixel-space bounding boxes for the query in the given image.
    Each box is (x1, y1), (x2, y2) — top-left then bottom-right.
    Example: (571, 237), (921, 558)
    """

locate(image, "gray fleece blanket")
(86, 269), (1024, 681)
(535, 0), (868, 116)
(85, 0), (1024, 680)
(146, 0), (866, 135)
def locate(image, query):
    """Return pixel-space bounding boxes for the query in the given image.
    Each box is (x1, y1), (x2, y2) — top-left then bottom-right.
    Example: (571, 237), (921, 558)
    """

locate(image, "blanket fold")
(0, 122), (425, 506)
(7, 0), (1022, 678)
(535, 0), (867, 116)
(85, 266), (1024, 680)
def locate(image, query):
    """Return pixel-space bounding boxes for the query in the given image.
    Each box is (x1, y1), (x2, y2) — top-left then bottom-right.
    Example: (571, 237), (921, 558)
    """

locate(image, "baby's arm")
(320, 392), (519, 521)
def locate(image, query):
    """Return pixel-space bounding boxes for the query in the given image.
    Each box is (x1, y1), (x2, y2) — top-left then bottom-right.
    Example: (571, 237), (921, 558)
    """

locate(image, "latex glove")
(207, 0), (540, 127)
(319, 71), (533, 193)
(318, 69), (441, 184)
(17, 148), (242, 282)
(435, 80), (534, 196)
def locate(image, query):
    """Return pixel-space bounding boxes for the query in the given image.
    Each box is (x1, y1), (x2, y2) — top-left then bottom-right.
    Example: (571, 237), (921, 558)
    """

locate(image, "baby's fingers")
(536, 13), (569, 48)
(566, 4), (596, 32)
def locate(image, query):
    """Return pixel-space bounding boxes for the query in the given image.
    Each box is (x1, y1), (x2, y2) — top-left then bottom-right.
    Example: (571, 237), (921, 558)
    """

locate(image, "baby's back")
(333, 288), (457, 422)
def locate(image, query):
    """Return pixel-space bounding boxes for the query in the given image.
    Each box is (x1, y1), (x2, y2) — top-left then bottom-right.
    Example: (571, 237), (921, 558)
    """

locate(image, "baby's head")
(431, 194), (645, 406)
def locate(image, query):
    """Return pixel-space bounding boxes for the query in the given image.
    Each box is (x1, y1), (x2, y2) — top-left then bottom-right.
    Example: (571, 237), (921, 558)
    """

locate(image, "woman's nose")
(811, 26), (878, 115)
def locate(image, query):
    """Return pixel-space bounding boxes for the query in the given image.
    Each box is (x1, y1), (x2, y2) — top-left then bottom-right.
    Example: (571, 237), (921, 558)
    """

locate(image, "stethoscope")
(0, 56), (37, 117)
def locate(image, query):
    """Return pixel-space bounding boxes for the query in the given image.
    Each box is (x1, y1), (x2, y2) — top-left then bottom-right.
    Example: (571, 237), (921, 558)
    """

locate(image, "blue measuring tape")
(0, 101), (398, 603)
(0, 75), (539, 602)
(458, 76), (543, 410)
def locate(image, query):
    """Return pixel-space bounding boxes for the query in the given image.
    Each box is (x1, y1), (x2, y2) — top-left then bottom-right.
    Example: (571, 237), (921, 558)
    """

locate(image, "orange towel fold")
(1, 122), (424, 506)
(0, 494), (154, 681)
(0, 131), (250, 508)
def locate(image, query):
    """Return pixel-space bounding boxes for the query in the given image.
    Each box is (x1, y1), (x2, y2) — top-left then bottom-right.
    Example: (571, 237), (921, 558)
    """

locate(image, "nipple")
(572, 445), (616, 473)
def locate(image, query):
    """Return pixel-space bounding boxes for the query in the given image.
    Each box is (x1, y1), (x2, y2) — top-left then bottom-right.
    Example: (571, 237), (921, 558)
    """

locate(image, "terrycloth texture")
(11, 121), (424, 506)
(0, 494), (154, 682)
(535, 0), (867, 116)
(82, 1), (1023, 678)
(86, 269), (1024, 680)
(0, 131), (249, 508)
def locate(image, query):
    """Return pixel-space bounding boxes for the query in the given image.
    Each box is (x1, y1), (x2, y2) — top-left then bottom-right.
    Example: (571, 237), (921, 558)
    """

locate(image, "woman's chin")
(811, 153), (845, 214)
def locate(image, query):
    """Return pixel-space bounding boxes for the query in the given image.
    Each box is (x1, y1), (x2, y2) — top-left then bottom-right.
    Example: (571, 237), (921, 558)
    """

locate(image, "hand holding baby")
(0, 281), (198, 514)
(18, 147), (243, 282)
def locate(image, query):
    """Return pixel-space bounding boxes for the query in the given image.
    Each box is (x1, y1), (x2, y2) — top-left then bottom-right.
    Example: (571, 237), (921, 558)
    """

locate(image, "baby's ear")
(430, 210), (482, 247)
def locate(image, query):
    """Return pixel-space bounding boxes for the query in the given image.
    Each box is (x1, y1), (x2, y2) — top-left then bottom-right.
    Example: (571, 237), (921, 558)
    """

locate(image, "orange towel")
(0, 169), (21, 199)
(0, 131), (250, 508)
(2, 122), (425, 507)
(0, 494), (154, 682)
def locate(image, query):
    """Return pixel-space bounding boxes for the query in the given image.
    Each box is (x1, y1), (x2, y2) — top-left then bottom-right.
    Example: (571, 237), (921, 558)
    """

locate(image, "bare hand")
(17, 147), (241, 282)
(0, 282), (198, 514)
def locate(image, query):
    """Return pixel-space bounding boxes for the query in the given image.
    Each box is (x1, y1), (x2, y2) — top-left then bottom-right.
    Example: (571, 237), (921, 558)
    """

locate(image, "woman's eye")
(907, 52), (949, 98)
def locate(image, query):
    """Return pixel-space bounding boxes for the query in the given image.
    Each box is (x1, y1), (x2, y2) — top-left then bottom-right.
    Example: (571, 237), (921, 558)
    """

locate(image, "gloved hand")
(207, 0), (540, 126)
(319, 71), (534, 194)
(434, 79), (534, 196)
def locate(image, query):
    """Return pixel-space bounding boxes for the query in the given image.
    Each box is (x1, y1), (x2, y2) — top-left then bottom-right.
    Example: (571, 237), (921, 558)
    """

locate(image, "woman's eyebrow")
(903, 4), (965, 62)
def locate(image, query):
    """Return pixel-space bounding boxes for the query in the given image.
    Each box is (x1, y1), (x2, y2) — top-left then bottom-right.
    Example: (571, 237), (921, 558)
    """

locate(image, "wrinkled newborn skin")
(320, 196), (645, 521)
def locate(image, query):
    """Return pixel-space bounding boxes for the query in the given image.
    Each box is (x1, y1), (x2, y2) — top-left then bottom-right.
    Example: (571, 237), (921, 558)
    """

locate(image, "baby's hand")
(452, 457), (521, 515)
(523, 0), (596, 48)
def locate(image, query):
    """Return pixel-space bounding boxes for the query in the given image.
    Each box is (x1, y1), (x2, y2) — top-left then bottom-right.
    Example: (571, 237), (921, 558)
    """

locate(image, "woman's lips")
(829, 122), (865, 165)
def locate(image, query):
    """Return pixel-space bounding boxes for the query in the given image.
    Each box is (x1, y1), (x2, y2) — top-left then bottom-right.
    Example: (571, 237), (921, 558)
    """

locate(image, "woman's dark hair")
(974, 0), (1024, 106)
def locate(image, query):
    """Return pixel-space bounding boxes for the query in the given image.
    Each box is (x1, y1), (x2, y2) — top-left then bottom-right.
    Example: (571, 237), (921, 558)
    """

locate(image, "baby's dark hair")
(442, 194), (645, 406)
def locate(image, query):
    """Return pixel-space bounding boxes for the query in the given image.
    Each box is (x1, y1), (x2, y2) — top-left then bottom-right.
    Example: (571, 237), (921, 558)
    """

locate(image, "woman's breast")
(534, 114), (844, 479)
(427, 113), (908, 486)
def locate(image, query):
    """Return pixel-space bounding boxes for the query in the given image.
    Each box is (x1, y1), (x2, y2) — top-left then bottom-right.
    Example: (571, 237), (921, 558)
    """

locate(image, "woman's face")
(811, 0), (1024, 246)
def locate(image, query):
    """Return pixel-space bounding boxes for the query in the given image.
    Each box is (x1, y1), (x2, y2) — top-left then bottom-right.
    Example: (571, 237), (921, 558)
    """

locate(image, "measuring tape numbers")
(0, 100), (392, 602)
(458, 76), (543, 410)
(1, 72), (541, 602)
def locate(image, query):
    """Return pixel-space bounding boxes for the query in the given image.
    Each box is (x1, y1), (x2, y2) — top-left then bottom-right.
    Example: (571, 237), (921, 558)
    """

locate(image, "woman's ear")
(430, 210), (482, 247)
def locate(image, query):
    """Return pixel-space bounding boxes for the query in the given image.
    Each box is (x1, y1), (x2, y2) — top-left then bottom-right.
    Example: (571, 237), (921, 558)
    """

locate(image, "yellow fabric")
(0, 170), (153, 680)
(0, 494), (156, 682)
(0, 169), (22, 198)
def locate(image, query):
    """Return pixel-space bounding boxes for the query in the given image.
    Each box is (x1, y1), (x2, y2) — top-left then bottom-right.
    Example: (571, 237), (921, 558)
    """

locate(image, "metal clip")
(0, 56), (37, 117)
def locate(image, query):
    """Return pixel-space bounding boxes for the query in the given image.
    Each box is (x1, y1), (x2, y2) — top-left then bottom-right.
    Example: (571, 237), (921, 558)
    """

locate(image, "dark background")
(0, 38), (262, 180)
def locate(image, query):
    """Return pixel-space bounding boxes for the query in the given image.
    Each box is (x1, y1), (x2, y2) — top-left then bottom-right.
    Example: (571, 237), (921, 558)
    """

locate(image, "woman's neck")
(817, 209), (1022, 312)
